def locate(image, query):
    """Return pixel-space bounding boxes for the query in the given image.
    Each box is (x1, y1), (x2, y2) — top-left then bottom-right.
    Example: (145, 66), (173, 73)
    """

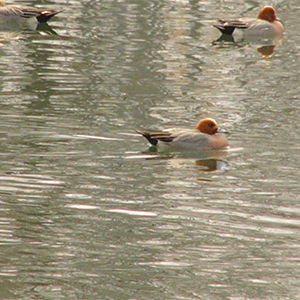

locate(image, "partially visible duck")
(214, 6), (284, 36)
(0, 0), (61, 22)
(136, 118), (229, 150)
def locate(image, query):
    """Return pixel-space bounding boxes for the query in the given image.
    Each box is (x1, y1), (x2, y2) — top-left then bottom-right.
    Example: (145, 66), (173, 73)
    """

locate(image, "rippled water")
(1, 0), (300, 299)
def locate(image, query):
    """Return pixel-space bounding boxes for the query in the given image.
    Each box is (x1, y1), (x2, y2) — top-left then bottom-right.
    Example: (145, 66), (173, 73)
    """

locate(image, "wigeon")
(0, 0), (61, 22)
(214, 6), (284, 36)
(136, 118), (228, 150)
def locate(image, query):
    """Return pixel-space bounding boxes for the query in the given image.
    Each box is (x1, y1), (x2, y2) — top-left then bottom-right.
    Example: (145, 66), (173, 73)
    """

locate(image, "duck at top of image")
(0, 0), (61, 23)
(214, 6), (284, 37)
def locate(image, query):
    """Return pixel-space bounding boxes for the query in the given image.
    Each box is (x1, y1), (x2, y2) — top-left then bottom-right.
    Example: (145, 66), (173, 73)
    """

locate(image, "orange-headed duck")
(214, 6), (284, 36)
(136, 118), (229, 150)
(0, 0), (61, 22)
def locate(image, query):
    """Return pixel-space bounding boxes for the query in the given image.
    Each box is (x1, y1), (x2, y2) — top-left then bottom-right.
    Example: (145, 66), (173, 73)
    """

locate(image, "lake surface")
(0, 1), (300, 299)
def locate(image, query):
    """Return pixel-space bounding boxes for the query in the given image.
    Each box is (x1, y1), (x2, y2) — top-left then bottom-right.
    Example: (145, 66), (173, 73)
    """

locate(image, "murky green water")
(0, 1), (300, 299)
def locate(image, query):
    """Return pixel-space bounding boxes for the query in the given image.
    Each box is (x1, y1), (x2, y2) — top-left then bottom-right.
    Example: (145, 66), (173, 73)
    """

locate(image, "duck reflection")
(0, 17), (57, 42)
(139, 146), (228, 172)
(36, 22), (58, 35)
(194, 158), (227, 172)
(213, 33), (283, 58)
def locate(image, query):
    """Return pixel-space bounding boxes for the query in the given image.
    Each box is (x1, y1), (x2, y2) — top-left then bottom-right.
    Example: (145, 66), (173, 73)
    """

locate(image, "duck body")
(136, 118), (229, 150)
(0, 1), (60, 22)
(214, 6), (284, 37)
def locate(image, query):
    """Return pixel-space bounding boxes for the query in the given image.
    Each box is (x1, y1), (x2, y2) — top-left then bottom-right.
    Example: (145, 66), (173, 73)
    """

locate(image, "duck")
(214, 6), (284, 36)
(0, 0), (61, 23)
(136, 118), (229, 150)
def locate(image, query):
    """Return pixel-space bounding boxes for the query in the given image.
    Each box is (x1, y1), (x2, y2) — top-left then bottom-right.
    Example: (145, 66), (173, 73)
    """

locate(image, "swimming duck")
(214, 6), (284, 36)
(136, 118), (228, 150)
(0, 0), (61, 22)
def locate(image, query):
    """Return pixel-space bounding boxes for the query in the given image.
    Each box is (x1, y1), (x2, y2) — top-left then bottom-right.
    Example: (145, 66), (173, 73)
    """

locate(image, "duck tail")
(135, 130), (158, 146)
(37, 10), (61, 22)
(213, 22), (235, 35)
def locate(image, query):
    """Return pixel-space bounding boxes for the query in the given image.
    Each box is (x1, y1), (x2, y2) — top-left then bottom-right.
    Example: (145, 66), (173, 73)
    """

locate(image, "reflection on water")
(35, 22), (58, 35)
(213, 32), (283, 58)
(195, 158), (227, 172)
(0, 15), (59, 41)
(132, 145), (228, 172)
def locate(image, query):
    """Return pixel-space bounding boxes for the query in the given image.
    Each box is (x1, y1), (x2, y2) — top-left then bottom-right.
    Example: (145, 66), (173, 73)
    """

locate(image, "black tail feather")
(36, 10), (61, 22)
(213, 24), (235, 35)
(135, 129), (174, 146)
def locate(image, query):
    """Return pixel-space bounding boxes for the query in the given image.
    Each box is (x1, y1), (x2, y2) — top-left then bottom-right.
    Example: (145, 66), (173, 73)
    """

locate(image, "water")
(0, 0), (300, 299)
